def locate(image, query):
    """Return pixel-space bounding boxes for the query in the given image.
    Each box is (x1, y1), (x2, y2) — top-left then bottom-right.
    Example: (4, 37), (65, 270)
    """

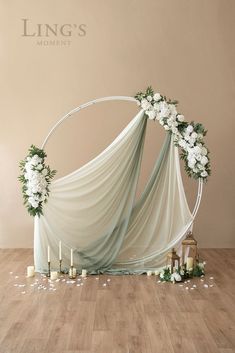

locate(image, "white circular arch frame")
(41, 96), (203, 227)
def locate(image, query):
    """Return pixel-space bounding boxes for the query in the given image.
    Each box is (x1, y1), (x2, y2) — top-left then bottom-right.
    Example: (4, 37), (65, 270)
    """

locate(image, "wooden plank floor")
(0, 249), (234, 353)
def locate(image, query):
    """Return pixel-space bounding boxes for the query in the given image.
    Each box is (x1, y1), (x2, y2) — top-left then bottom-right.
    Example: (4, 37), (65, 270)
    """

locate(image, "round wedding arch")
(41, 95), (203, 224)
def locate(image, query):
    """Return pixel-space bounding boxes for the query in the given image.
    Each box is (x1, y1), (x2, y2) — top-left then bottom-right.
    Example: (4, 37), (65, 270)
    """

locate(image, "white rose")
(167, 117), (173, 126)
(148, 110), (156, 120)
(159, 119), (164, 126)
(160, 272), (164, 279)
(196, 154), (202, 162)
(191, 132), (198, 139)
(28, 197), (39, 208)
(153, 103), (160, 111)
(169, 104), (177, 117)
(172, 127), (178, 134)
(198, 164), (205, 170)
(37, 164), (43, 170)
(193, 167), (199, 173)
(153, 93), (161, 102)
(25, 162), (33, 172)
(174, 273), (181, 282)
(179, 139), (187, 149)
(201, 171), (208, 177)
(201, 156), (208, 166)
(158, 101), (170, 118)
(187, 146), (194, 154)
(147, 95), (152, 102)
(201, 147), (208, 156)
(184, 134), (190, 141)
(26, 189), (33, 196)
(186, 125), (194, 133)
(188, 137), (196, 146)
(30, 155), (42, 166)
(42, 169), (48, 176)
(141, 99), (151, 110)
(180, 269), (185, 276)
(194, 146), (202, 154)
(164, 125), (170, 130)
(172, 120), (178, 127)
(177, 114), (185, 122)
(188, 159), (196, 168)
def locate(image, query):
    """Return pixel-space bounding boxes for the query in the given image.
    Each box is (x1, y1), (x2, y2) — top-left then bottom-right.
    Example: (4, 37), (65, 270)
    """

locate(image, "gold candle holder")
(69, 265), (76, 279)
(47, 261), (51, 277)
(59, 259), (62, 274)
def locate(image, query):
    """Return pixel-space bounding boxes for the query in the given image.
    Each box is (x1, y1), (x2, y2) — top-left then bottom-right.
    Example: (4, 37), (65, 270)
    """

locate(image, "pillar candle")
(47, 245), (50, 263)
(147, 270), (152, 276)
(27, 266), (35, 277)
(186, 257), (194, 271)
(154, 270), (160, 276)
(59, 241), (62, 260)
(81, 269), (87, 277)
(50, 271), (58, 280)
(70, 249), (73, 266)
(69, 267), (76, 277)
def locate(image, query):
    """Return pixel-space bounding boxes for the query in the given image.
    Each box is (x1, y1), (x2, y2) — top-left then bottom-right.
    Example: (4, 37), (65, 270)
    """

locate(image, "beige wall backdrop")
(0, 0), (234, 248)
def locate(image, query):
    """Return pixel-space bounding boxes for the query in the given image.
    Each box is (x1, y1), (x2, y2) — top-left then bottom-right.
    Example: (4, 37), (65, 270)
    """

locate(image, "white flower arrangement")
(159, 261), (206, 283)
(19, 145), (56, 216)
(135, 87), (211, 180)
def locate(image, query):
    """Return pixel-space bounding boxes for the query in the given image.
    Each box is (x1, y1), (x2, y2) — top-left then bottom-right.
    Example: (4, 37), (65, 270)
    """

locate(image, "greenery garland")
(135, 87), (211, 180)
(19, 145), (56, 217)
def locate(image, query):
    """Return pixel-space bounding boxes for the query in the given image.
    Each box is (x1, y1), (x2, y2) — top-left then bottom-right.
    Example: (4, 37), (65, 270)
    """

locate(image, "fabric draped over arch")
(34, 109), (193, 273)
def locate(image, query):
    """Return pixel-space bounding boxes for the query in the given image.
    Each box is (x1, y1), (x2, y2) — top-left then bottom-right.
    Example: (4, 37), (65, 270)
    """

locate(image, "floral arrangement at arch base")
(159, 262), (206, 283)
(19, 145), (56, 217)
(135, 87), (211, 181)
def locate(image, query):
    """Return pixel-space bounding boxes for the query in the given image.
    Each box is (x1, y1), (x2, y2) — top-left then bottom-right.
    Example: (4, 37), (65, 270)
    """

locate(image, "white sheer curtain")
(34, 110), (193, 273)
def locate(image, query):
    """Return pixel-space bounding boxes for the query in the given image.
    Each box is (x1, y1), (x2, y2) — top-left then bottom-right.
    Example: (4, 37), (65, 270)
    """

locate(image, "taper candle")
(59, 241), (62, 260)
(70, 249), (73, 266)
(47, 245), (50, 263)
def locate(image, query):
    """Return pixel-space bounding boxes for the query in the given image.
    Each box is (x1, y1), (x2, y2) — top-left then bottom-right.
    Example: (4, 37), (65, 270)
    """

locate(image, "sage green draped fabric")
(34, 109), (193, 273)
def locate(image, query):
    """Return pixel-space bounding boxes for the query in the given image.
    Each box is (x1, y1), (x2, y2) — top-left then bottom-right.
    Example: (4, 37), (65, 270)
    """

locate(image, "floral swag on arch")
(19, 87), (211, 274)
(135, 87), (210, 180)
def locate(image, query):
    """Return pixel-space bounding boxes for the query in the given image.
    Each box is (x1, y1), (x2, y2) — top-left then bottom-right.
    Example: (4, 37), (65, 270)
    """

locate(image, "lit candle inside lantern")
(47, 245), (50, 263)
(59, 241), (62, 260)
(27, 266), (35, 277)
(186, 257), (194, 271)
(50, 271), (58, 280)
(81, 269), (87, 278)
(70, 249), (73, 266)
